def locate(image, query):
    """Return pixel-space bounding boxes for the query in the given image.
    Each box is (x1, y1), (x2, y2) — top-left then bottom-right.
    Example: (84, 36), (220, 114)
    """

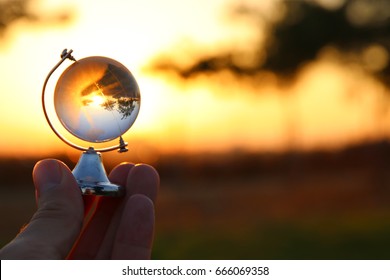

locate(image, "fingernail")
(33, 159), (63, 196)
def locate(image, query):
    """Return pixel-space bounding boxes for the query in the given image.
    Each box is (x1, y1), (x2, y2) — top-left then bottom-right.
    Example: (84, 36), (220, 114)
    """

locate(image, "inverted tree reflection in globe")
(54, 56), (140, 143)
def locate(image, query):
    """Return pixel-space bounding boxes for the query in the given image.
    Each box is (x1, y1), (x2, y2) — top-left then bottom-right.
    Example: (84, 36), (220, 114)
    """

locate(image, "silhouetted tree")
(102, 99), (116, 111)
(0, 0), (72, 37)
(151, 0), (390, 87)
(117, 97), (136, 120)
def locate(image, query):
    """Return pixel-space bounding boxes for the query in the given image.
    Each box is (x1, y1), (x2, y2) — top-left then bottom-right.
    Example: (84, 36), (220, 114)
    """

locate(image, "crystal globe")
(54, 56), (140, 143)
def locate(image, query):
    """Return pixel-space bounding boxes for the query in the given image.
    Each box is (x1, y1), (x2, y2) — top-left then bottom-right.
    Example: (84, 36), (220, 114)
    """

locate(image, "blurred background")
(1, 0), (390, 259)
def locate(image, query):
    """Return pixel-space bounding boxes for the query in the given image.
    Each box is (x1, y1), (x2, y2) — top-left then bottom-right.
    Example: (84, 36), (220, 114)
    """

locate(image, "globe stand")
(72, 147), (124, 197)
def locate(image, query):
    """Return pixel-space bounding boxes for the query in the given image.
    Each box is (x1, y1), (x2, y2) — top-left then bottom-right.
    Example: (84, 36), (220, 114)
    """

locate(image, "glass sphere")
(54, 56), (140, 142)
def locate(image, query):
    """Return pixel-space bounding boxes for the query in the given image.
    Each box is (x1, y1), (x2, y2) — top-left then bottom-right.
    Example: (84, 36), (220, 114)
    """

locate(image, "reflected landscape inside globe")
(54, 56), (140, 143)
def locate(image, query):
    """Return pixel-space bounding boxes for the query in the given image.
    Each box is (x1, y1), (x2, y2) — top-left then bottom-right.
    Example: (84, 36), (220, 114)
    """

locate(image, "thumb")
(0, 159), (84, 259)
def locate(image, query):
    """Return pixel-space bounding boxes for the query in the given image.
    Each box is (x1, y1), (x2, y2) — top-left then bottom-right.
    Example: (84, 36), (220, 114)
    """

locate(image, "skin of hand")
(0, 158), (159, 260)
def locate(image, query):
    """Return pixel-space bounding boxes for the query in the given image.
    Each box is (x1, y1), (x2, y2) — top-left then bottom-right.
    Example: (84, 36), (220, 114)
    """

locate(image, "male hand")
(0, 159), (159, 259)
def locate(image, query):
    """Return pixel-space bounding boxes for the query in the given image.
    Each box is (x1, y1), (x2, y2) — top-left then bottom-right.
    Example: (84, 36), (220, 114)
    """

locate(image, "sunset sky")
(1, 0), (390, 161)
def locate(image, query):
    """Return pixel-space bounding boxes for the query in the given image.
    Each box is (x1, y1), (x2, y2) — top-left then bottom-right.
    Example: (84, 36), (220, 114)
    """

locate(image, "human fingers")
(0, 159), (84, 259)
(95, 164), (159, 259)
(111, 194), (154, 259)
(67, 163), (135, 259)
(81, 162), (135, 217)
(109, 162), (135, 187)
(124, 164), (159, 203)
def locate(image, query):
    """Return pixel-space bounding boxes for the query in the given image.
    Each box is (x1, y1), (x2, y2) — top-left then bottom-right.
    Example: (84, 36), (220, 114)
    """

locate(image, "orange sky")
(1, 0), (390, 161)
